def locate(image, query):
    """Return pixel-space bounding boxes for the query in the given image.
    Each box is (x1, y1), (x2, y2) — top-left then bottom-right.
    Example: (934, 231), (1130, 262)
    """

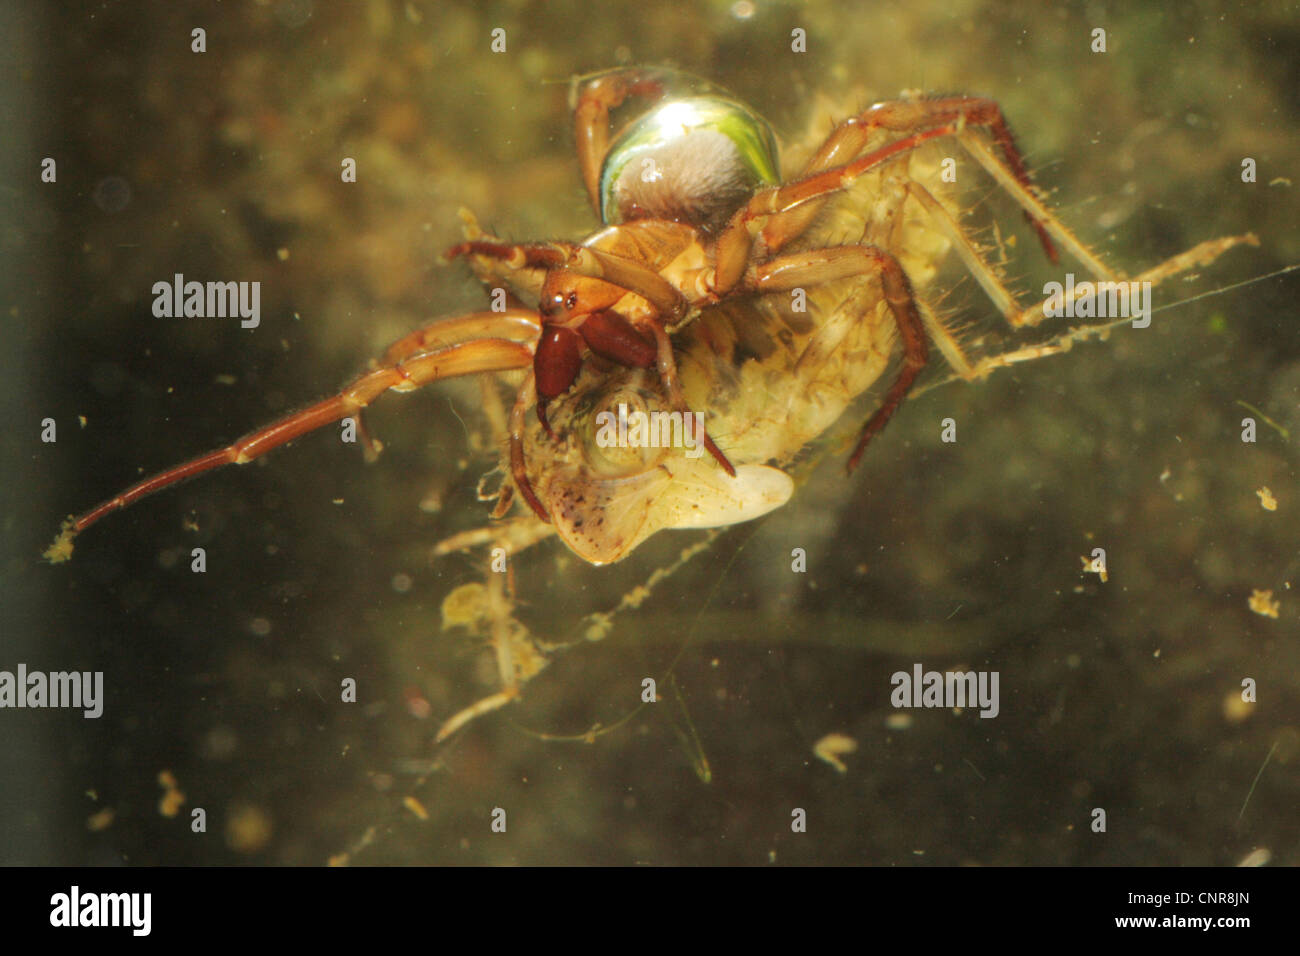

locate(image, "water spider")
(47, 67), (1254, 570)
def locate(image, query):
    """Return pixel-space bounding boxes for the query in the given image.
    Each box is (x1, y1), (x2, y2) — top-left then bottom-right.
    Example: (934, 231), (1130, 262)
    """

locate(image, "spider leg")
(381, 308), (540, 364)
(902, 181), (1021, 336)
(571, 67), (672, 217)
(1001, 233), (1258, 330)
(380, 308), (541, 519)
(350, 311), (535, 464)
(751, 245), (928, 472)
(904, 179), (1258, 338)
(954, 132), (1113, 293)
(761, 96), (1059, 261)
(452, 208), (550, 304)
(507, 369), (552, 522)
(643, 321), (736, 477)
(715, 124), (959, 292)
(54, 330), (535, 551)
(448, 239), (687, 321)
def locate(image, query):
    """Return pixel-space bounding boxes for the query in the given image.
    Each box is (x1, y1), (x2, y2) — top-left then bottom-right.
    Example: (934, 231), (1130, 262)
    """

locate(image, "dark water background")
(1, 0), (1297, 864)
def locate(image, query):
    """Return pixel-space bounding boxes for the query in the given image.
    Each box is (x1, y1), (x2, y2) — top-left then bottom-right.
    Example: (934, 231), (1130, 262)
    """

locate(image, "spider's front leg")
(749, 245), (929, 472)
(379, 309), (540, 365)
(47, 321), (537, 561)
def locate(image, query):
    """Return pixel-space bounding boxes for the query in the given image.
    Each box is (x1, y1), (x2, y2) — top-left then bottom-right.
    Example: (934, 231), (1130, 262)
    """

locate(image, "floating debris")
(1248, 589), (1280, 619)
(813, 732), (858, 773)
(157, 769), (185, 818)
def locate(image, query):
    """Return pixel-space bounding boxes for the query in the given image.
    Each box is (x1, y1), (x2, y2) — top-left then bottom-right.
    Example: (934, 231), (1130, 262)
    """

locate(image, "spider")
(48, 66), (1252, 563)
(444, 66), (1064, 522)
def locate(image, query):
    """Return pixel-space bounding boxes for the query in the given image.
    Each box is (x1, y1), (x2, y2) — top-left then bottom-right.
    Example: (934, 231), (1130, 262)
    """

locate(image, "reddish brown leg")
(752, 245), (929, 472)
(448, 239), (687, 321)
(451, 210), (550, 303)
(56, 335), (534, 548)
(571, 68), (672, 216)
(360, 312), (534, 464)
(644, 321), (736, 477)
(762, 96), (1058, 260)
(714, 125), (958, 292)
(507, 370), (551, 522)
(381, 309), (539, 364)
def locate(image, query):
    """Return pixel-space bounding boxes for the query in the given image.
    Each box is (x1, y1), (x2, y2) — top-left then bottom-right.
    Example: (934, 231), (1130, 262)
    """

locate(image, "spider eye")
(599, 95), (781, 230)
(541, 292), (566, 317)
(541, 290), (581, 319)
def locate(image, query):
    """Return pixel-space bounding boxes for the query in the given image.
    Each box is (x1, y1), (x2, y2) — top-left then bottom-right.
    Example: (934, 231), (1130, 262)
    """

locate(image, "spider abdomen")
(599, 96), (781, 231)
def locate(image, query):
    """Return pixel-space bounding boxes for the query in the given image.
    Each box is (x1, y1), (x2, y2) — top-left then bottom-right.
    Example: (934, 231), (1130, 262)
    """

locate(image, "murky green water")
(2, 0), (1297, 864)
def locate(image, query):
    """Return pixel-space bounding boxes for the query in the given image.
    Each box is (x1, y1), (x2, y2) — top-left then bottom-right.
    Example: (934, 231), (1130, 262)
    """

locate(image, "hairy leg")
(52, 330), (534, 554)
(758, 95), (1059, 261)
(751, 244), (929, 471)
